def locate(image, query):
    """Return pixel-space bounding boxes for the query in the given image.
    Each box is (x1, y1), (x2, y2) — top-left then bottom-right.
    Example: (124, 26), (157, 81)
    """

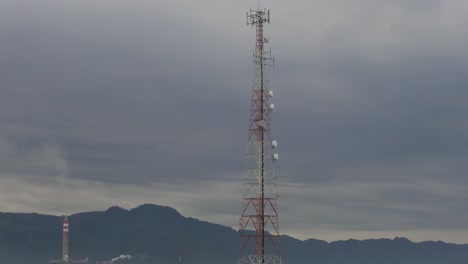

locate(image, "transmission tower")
(238, 2), (280, 264)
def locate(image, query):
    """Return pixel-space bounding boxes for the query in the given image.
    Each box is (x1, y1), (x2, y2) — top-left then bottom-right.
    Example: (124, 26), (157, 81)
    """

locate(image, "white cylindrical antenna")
(272, 153), (279, 161)
(272, 140), (278, 148)
(268, 90), (274, 98)
(269, 103), (275, 111)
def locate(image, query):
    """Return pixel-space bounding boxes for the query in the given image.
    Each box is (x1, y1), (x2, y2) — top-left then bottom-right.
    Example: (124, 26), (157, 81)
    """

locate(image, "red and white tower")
(238, 2), (280, 264)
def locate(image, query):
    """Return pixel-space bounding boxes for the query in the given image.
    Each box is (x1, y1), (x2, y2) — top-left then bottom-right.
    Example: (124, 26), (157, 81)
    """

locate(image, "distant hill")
(0, 204), (467, 264)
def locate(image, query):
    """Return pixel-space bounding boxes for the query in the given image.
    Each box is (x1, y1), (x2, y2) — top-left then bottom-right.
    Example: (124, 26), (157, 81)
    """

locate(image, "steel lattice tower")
(238, 2), (280, 264)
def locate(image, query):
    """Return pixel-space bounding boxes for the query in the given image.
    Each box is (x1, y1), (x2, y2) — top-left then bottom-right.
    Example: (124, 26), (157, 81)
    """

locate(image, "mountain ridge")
(0, 203), (467, 264)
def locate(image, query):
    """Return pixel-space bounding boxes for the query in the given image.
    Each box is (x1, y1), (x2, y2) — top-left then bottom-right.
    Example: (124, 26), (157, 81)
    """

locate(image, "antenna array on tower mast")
(238, 2), (280, 264)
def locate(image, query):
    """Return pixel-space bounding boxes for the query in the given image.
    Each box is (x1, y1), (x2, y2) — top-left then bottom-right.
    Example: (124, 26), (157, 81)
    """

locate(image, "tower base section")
(238, 255), (281, 264)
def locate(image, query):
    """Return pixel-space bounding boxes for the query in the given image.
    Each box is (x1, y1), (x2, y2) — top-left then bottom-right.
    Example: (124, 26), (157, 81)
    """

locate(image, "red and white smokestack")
(63, 217), (69, 233)
(62, 216), (69, 262)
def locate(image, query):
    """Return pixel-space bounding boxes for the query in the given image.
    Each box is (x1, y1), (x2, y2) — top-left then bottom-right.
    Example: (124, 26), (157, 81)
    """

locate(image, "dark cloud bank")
(0, 0), (468, 243)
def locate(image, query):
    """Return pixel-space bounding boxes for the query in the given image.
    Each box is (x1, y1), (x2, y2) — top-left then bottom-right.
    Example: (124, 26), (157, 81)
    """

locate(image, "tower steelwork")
(238, 2), (280, 264)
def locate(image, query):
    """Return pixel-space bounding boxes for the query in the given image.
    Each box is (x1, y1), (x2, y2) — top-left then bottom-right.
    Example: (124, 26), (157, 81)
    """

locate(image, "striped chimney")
(63, 216), (69, 262)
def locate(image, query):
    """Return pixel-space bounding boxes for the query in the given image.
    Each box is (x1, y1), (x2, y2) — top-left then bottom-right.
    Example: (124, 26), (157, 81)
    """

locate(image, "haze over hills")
(0, 204), (467, 264)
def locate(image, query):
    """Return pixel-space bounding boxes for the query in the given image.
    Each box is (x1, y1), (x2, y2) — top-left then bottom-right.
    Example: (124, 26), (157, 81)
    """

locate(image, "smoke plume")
(111, 255), (132, 262)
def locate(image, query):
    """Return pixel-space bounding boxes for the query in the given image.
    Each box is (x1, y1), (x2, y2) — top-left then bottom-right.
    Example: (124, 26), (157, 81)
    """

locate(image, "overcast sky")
(1, 0), (468, 244)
